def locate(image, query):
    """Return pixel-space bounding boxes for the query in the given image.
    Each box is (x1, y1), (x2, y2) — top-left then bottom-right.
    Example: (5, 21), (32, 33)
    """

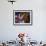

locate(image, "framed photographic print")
(13, 10), (32, 25)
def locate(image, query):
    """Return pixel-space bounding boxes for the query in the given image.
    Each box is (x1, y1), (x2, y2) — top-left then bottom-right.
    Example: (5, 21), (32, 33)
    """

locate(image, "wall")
(0, 0), (46, 42)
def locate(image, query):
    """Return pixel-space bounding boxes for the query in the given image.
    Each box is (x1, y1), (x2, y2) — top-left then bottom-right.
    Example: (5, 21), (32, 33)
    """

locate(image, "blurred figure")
(23, 12), (30, 23)
(20, 12), (30, 23)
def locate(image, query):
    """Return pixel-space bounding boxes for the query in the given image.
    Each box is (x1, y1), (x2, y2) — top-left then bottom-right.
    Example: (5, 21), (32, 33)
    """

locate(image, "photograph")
(13, 10), (32, 25)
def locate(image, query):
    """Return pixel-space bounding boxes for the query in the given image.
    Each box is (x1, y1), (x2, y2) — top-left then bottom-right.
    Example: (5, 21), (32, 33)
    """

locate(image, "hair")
(23, 12), (30, 23)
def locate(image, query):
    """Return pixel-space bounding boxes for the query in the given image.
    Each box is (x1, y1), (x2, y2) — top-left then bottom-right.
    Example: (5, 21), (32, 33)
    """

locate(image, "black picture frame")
(13, 10), (33, 26)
